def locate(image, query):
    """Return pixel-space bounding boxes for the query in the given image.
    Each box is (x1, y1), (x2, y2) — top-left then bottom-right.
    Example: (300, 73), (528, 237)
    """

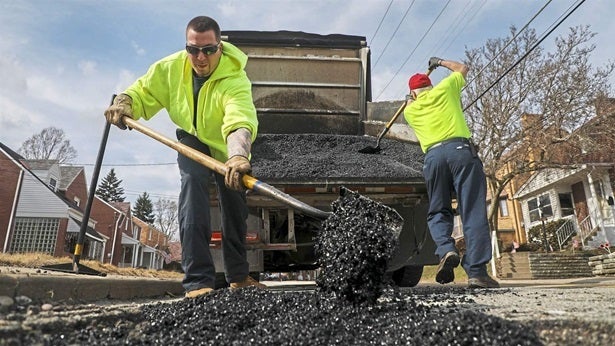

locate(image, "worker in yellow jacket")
(404, 57), (499, 289)
(105, 16), (262, 298)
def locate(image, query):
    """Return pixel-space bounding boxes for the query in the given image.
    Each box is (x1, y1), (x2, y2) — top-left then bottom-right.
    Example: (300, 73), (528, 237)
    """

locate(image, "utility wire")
(372, 0), (416, 71)
(463, 0), (587, 112)
(395, 0), (486, 99)
(463, 0), (554, 91)
(369, 0), (394, 44)
(66, 162), (177, 167)
(376, 0), (452, 100)
(433, 0), (488, 60)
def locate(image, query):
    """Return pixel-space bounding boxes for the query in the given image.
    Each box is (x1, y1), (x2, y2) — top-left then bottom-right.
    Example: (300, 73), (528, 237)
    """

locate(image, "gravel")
(250, 134), (425, 182)
(3, 284), (615, 345)
(315, 188), (402, 304)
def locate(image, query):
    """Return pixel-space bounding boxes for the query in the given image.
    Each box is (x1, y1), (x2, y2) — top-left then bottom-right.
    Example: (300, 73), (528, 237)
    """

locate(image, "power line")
(372, 0), (417, 71)
(394, 0), (487, 99)
(431, 0), (488, 60)
(375, 0), (452, 100)
(463, 0), (555, 92)
(66, 162), (177, 167)
(369, 0), (394, 44)
(463, 0), (588, 112)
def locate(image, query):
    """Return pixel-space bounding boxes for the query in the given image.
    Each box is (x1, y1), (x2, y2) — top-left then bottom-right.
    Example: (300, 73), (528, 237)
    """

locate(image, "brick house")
(0, 143), (106, 259)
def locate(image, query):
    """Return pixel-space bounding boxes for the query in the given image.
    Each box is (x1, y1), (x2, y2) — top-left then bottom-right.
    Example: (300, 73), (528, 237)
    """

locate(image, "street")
(1, 277), (614, 345)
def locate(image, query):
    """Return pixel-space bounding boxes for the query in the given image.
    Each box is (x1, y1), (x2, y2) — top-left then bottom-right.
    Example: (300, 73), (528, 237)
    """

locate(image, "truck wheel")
(391, 265), (423, 287)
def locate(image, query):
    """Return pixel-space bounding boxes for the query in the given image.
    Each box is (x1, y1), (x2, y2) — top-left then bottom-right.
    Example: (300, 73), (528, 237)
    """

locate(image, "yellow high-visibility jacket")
(123, 41), (258, 161)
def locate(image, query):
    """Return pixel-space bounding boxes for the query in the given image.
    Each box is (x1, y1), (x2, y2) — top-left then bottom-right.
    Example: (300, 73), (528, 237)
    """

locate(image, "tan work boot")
(185, 287), (213, 298)
(230, 275), (266, 289)
(468, 275), (500, 289)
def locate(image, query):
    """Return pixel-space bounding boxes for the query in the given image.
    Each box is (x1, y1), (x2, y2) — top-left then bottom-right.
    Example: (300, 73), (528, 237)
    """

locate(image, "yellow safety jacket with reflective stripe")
(123, 41), (258, 161)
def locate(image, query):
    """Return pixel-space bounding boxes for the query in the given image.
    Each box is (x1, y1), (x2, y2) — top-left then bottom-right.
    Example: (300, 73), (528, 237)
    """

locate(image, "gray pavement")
(2, 265), (615, 304)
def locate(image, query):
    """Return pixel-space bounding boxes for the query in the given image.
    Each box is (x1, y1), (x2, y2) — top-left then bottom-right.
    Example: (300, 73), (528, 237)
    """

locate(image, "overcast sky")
(1, 0), (613, 204)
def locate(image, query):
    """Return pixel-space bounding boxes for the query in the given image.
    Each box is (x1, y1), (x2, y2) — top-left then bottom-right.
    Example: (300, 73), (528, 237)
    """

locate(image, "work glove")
(428, 57), (443, 71)
(104, 94), (133, 130)
(225, 155), (251, 191)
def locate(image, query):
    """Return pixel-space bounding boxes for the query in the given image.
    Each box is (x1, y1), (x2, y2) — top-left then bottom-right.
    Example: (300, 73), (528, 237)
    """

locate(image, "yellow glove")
(104, 94), (133, 130)
(224, 155), (251, 191)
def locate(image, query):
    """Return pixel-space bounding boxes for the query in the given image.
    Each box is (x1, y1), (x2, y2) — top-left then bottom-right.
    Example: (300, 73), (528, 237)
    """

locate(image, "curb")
(0, 267), (184, 303)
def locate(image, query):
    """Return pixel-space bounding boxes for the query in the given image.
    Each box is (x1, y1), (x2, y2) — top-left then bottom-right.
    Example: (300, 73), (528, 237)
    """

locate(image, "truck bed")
(250, 134), (425, 184)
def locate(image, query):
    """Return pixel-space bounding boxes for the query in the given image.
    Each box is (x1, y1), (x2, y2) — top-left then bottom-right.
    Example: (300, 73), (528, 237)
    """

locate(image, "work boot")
(185, 287), (213, 299)
(435, 251), (460, 284)
(230, 275), (267, 289)
(468, 275), (500, 289)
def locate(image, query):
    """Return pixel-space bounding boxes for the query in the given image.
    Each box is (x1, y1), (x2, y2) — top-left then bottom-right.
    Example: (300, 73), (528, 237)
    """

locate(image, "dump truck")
(207, 31), (438, 287)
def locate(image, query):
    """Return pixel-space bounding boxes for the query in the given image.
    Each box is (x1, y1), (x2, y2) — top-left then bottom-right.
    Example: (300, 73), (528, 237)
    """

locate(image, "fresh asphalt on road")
(2, 265), (615, 304)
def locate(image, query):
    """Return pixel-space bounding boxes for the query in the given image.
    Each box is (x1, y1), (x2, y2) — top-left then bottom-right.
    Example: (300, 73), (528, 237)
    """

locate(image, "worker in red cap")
(403, 57), (499, 289)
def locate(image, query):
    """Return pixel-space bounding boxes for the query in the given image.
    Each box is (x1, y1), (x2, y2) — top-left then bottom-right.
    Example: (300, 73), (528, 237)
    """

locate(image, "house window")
(74, 197), (81, 207)
(559, 193), (574, 217)
(528, 193), (552, 222)
(499, 199), (509, 217)
(10, 217), (59, 255)
(133, 225), (141, 240)
(49, 178), (57, 190)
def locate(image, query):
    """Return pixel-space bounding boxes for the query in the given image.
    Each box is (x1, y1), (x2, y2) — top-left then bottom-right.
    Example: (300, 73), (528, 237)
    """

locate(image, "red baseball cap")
(408, 73), (432, 90)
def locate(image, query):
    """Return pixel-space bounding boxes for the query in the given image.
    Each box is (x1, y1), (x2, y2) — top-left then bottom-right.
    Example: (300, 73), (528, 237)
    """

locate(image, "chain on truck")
(206, 31), (439, 287)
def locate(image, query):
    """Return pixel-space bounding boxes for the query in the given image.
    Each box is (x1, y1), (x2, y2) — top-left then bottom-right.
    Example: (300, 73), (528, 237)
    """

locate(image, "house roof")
(25, 159), (59, 170)
(68, 217), (106, 242)
(122, 233), (140, 245)
(59, 166), (84, 190)
(513, 164), (613, 199)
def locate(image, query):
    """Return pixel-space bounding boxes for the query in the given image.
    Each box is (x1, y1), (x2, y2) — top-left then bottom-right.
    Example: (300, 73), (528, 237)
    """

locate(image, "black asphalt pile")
(315, 188), (401, 304)
(250, 134), (424, 182)
(29, 287), (542, 345)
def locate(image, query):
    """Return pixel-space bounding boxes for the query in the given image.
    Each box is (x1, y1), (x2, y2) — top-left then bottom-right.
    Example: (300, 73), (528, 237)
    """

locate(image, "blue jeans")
(176, 130), (249, 291)
(423, 139), (492, 277)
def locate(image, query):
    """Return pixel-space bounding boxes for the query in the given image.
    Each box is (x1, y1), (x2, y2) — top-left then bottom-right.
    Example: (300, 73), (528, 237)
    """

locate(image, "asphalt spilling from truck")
(315, 188), (401, 304)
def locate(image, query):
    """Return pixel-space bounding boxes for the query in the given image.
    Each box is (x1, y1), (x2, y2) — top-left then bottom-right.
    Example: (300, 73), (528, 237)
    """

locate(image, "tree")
(462, 25), (615, 232)
(133, 192), (155, 224)
(19, 127), (77, 163)
(154, 198), (179, 241)
(95, 168), (126, 202)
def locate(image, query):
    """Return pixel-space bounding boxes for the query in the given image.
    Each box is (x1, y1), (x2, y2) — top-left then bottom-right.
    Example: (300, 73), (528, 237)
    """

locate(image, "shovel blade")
(358, 145), (381, 154)
(338, 186), (404, 237)
(41, 262), (107, 277)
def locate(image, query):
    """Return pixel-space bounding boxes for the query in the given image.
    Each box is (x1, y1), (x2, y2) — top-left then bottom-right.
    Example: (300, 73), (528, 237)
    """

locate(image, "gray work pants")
(176, 129), (249, 291)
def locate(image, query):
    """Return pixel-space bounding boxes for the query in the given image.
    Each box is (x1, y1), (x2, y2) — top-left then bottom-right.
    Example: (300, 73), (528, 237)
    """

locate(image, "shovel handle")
(122, 116), (331, 220)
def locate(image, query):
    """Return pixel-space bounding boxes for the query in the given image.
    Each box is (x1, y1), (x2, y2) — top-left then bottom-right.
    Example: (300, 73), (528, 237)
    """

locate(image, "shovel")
(122, 117), (402, 235)
(358, 101), (407, 154)
(122, 117), (403, 235)
(359, 68), (433, 154)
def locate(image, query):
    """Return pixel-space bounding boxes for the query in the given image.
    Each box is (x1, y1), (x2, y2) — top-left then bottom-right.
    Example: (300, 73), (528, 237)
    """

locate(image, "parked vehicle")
(207, 31), (438, 287)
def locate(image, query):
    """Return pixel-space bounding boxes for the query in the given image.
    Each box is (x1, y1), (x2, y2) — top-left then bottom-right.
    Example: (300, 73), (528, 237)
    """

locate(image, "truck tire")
(391, 265), (423, 287)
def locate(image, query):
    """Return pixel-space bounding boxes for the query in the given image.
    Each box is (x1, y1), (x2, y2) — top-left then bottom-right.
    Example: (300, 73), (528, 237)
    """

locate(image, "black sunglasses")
(185, 43), (220, 56)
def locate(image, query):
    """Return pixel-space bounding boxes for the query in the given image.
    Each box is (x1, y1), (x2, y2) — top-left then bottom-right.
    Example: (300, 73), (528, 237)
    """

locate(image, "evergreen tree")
(95, 168), (126, 202)
(133, 192), (155, 224)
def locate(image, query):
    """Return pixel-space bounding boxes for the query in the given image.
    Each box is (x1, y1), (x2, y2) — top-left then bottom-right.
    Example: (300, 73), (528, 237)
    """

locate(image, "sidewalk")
(2, 265), (615, 304)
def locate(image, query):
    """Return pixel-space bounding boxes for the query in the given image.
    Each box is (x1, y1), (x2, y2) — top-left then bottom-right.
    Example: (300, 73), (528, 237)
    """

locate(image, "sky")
(1, 0), (613, 204)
